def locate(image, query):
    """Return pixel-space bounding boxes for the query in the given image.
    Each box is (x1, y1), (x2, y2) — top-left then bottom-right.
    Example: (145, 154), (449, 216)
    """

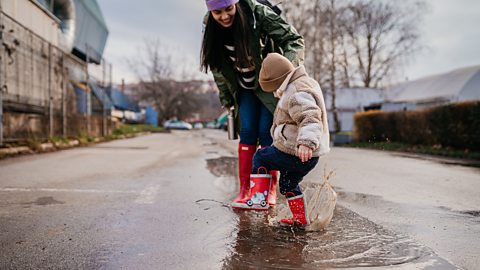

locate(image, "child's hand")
(297, 145), (313, 162)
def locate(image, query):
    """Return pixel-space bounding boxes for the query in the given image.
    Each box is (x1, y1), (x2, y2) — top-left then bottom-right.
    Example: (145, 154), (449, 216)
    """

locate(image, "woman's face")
(210, 4), (236, 28)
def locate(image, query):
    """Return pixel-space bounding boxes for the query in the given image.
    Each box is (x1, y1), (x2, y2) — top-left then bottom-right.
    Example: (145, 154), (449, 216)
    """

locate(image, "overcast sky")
(97, 0), (480, 85)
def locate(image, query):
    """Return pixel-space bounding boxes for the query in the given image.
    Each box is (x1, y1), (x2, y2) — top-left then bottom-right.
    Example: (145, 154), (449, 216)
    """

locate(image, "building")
(0, 0), (112, 143)
(382, 65), (480, 111)
(325, 88), (385, 132)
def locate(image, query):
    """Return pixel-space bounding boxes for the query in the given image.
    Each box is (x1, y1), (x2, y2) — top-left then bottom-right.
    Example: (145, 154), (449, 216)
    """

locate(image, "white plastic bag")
(271, 170), (337, 231)
(304, 173), (337, 231)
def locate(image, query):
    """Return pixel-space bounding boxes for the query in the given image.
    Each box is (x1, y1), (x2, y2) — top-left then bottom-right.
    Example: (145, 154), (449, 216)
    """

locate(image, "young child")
(234, 53), (330, 227)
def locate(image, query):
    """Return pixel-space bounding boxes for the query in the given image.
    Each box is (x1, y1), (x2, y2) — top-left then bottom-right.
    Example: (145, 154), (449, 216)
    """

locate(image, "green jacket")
(206, 0), (305, 115)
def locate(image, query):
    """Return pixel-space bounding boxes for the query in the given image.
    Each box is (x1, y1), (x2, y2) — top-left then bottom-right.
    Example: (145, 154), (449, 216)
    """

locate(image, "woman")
(200, 0), (304, 208)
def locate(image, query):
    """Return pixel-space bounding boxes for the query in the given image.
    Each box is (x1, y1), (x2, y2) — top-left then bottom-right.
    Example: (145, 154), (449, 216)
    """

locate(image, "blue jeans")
(238, 90), (273, 147)
(252, 146), (319, 196)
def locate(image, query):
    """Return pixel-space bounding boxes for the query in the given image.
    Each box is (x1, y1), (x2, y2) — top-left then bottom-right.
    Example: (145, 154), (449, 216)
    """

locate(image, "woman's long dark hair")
(200, 3), (253, 72)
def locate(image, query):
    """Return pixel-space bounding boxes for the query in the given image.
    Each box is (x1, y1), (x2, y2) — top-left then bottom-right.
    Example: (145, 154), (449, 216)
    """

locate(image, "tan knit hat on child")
(259, 53), (295, 92)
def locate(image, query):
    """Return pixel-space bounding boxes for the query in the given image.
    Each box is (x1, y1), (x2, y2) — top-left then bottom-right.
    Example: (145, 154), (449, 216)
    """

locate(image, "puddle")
(461, 211), (480, 217)
(26, 196), (65, 206)
(205, 157), (445, 269)
(206, 157), (238, 178)
(223, 206), (433, 269)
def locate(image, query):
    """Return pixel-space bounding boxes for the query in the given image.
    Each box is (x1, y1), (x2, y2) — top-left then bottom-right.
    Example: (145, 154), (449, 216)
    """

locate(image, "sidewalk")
(369, 148), (480, 168)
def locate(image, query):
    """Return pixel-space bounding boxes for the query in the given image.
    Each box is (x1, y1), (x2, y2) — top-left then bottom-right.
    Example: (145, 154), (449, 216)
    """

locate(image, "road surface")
(1, 129), (478, 269)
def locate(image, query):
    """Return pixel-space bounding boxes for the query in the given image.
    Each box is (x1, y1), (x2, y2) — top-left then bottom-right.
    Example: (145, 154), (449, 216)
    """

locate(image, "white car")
(193, 123), (203, 129)
(164, 120), (192, 130)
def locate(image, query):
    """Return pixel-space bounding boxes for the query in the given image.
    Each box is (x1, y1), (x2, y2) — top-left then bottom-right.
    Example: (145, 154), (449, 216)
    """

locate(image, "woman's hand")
(296, 144), (313, 163)
(222, 105), (234, 111)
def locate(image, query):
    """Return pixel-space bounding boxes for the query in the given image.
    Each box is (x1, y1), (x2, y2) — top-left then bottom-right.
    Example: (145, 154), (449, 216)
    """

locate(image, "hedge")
(353, 101), (480, 151)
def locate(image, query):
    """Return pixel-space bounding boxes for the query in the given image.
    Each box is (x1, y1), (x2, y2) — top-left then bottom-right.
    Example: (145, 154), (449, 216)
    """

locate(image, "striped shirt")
(224, 44), (256, 90)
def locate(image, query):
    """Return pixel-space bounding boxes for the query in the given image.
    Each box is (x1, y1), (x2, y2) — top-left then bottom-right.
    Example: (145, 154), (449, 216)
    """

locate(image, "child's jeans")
(252, 146), (319, 196)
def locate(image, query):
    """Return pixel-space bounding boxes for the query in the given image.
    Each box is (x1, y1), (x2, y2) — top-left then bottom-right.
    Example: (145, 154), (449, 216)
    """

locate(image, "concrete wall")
(0, 0), (59, 46)
(0, 9), (110, 144)
(1, 9), (69, 108)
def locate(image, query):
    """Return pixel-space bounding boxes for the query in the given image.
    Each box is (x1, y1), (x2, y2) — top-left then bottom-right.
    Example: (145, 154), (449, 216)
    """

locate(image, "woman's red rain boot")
(258, 147), (278, 206)
(268, 170), (278, 205)
(232, 144), (256, 205)
(280, 193), (309, 227)
(231, 167), (271, 210)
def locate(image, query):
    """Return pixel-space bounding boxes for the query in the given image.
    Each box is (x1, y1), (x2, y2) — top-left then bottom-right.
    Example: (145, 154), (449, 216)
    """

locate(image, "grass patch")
(346, 141), (480, 161)
(26, 135), (44, 152)
(50, 136), (70, 145)
(111, 124), (165, 137)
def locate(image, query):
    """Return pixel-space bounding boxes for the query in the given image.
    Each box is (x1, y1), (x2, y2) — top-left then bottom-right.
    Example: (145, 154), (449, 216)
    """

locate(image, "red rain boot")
(232, 167), (271, 210)
(259, 146), (278, 206)
(280, 192), (309, 227)
(232, 144), (256, 205)
(268, 170), (279, 205)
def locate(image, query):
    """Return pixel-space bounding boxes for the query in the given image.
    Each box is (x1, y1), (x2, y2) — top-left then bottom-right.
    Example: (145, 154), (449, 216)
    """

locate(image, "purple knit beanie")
(206, 0), (239, 11)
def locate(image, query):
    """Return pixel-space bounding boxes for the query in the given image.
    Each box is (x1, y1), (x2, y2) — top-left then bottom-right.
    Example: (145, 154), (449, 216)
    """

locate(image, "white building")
(325, 88), (385, 132)
(382, 65), (480, 111)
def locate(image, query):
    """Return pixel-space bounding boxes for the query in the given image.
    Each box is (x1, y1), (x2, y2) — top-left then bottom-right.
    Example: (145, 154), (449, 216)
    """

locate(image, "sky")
(97, 0), (480, 85)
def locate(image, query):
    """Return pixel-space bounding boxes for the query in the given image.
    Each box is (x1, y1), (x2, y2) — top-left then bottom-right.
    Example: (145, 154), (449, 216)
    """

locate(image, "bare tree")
(128, 39), (221, 124)
(283, 0), (426, 133)
(284, 0), (346, 132)
(328, 0), (341, 133)
(342, 0), (426, 88)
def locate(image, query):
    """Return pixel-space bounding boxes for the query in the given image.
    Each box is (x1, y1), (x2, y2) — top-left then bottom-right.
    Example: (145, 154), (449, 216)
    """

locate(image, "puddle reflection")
(223, 206), (432, 269)
(206, 156), (432, 269)
(206, 157), (238, 178)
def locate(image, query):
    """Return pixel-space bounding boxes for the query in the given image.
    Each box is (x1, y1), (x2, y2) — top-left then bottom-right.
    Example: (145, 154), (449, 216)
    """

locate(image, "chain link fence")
(0, 11), (112, 146)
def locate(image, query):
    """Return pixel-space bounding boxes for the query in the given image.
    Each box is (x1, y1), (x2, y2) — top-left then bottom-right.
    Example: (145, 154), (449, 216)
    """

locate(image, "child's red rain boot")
(231, 167), (271, 210)
(280, 192), (309, 227)
(268, 170), (279, 205)
(232, 144), (256, 205)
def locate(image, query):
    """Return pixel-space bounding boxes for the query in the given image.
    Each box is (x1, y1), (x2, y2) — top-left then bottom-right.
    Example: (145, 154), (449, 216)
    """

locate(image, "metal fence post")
(62, 52), (67, 137)
(101, 58), (107, 136)
(0, 89), (3, 146)
(0, 9), (4, 146)
(85, 44), (91, 136)
(109, 63), (113, 133)
(48, 43), (53, 138)
(102, 90), (106, 137)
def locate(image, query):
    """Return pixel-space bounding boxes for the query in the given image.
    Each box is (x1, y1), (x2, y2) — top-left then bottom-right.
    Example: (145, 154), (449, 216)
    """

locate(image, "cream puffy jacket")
(271, 66), (330, 157)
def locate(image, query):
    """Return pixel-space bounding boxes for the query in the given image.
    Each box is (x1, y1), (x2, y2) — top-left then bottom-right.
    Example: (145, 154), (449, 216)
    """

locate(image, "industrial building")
(0, 0), (146, 145)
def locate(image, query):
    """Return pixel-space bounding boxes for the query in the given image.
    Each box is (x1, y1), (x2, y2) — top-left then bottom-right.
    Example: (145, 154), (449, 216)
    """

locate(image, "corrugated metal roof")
(386, 65), (480, 103)
(89, 82), (113, 110)
(106, 87), (140, 112)
(79, 0), (107, 28)
(72, 0), (109, 63)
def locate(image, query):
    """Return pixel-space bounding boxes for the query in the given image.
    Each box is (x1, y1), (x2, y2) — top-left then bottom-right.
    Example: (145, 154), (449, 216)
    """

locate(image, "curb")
(0, 132), (153, 160)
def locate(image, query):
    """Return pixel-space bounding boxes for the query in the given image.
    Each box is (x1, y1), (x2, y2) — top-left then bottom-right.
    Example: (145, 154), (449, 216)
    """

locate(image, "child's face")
(210, 4), (236, 28)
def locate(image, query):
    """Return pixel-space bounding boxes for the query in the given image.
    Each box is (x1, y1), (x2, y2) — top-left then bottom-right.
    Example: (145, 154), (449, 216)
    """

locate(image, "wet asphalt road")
(0, 129), (479, 269)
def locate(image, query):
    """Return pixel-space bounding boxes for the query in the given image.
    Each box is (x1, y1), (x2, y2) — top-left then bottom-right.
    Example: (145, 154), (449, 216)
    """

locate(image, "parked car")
(163, 120), (192, 130)
(216, 111), (228, 130)
(205, 121), (217, 129)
